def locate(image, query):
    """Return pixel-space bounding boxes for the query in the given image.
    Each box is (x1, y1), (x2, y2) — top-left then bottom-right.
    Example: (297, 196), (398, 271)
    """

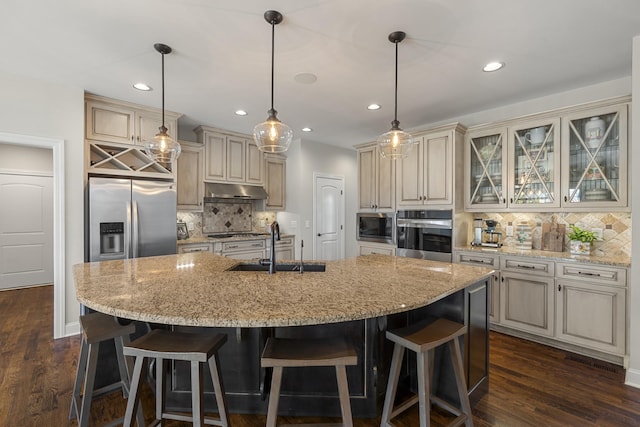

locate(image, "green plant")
(568, 224), (597, 243)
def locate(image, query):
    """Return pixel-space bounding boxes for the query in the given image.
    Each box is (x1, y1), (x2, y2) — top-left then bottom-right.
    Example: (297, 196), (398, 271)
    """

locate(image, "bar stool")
(69, 312), (144, 427)
(380, 318), (473, 427)
(123, 329), (229, 427)
(261, 337), (358, 427)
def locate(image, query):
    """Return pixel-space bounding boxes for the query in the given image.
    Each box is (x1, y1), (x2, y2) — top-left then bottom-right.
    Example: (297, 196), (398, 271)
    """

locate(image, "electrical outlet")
(305, 220), (311, 229)
(259, 219), (266, 228)
(505, 225), (513, 237)
(592, 227), (603, 240)
(187, 222), (194, 231)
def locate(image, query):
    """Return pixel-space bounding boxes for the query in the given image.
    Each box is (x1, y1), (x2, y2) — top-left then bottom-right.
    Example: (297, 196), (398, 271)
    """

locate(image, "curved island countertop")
(73, 253), (493, 328)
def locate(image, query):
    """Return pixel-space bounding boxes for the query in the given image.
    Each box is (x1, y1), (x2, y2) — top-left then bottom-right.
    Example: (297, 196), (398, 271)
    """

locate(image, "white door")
(0, 174), (53, 289)
(314, 175), (344, 260)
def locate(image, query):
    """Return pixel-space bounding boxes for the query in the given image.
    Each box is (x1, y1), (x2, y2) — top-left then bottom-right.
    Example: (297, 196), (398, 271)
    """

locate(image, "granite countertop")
(454, 245), (630, 268)
(73, 254), (493, 328)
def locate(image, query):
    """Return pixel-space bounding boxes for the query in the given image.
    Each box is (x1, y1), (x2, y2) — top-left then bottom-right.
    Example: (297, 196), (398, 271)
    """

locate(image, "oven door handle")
(396, 219), (452, 229)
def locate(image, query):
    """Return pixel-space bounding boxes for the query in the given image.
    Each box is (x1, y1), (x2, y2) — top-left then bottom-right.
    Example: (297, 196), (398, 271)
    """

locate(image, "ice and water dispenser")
(99, 222), (124, 255)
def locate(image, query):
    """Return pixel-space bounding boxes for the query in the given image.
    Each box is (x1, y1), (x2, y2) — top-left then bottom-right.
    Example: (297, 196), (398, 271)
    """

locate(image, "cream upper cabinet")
(196, 126), (265, 185)
(465, 97), (629, 212)
(396, 124), (464, 209)
(560, 102), (628, 209)
(265, 154), (286, 210)
(245, 141), (265, 185)
(356, 144), (394, 211)
(86, 95), (178, 146)
(176, 141), (204, 211)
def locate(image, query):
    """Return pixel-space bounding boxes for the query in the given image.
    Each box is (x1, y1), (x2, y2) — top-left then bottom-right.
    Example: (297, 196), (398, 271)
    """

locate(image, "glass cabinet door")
(466, 129), (506, 209)
(508, 118), (560, 209)
(562, 105), (628, 207)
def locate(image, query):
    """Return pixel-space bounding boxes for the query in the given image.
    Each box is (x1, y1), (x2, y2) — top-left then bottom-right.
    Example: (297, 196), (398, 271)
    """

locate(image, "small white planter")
(570, 240), (591, 255)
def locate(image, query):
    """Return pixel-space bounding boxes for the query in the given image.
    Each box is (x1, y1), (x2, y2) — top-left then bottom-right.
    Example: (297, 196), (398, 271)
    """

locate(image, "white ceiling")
(2, 0), (639, 149)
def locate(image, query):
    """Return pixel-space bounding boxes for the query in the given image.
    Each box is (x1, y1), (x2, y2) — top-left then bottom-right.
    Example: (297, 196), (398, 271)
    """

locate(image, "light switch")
(290, 220), (297, 228)
(305, 220), (311, 228)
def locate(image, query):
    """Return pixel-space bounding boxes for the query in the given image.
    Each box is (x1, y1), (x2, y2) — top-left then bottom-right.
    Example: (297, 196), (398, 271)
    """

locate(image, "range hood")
(204, 182), (268, 200)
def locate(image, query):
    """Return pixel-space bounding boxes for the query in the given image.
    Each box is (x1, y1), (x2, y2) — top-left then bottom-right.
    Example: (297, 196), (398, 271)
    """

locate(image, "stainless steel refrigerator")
(88, 177), (177, 262)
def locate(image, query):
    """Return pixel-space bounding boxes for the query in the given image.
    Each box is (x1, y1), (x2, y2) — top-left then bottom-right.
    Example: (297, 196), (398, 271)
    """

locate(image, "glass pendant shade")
(377, 31), (413, 159)
(143, 43), (180, 163)
(377, 123), (414, 159)
(254, 109), (293, 153)
(254, 10), (292, 153)
(144, 125), (182, 163)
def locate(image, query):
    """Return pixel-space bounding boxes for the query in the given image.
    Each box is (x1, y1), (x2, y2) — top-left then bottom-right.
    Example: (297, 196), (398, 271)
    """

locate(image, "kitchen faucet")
(260, 221), (280, 274)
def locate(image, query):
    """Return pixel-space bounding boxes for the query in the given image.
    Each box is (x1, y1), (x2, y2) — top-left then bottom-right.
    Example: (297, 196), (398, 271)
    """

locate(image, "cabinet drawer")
(455, 251), (499, 268)
(179, 243), (211, 253)
(556, 262), (626, 287)
(222, 239), (265, 252)
(275, 237), (294, 247)
(500, 256), (554, 276)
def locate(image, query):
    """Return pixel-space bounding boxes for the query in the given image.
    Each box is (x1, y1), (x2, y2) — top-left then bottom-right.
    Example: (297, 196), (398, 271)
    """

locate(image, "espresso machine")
(482, 219), (503, 248)
(471, 218), (484, 246)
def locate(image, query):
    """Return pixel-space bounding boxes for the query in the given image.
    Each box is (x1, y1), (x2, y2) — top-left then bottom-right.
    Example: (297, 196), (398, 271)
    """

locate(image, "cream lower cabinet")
(454, 251), (500, 324)
(217, 239), (266, 260)
(357, 242), (395, 256)
(455, 250), (628, 363)
(266, 236), (295, 261)
(176, 141), (204, 211)
(555, 262), (626, 356)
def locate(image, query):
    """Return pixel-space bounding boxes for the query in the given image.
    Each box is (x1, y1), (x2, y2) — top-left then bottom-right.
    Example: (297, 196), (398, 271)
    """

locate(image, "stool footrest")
(160, 410), (226, 426)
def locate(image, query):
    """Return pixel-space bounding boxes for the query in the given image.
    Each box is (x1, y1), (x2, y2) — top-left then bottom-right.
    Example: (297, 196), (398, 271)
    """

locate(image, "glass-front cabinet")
(508, 118), (561, 209)
(561, 104), (628, 208)
(465, 128), (507, 210)
(465, 99), (629, 212)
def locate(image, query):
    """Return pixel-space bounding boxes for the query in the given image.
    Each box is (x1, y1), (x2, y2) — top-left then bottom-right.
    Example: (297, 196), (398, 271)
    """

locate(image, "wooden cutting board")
(541, 222), (565, 252)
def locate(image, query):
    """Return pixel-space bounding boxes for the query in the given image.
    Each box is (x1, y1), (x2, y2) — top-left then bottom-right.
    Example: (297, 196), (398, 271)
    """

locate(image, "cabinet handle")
(227, 245), (238, 249)
(501, 276), (504, 282)
(558, 284), (562, 291)
(510, 197), (513, 204)
(494, 275), (499, 281)
(564, 195), (568, 202)
(252, 243), (262, 247)
(577, 271), (600, 277)
(516, 264), (535, 269)
(468, 258), (489, 264)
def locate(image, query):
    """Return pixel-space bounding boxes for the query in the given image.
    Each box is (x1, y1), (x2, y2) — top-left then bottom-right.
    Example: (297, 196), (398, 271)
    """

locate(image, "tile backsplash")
(476, 211), (631, 257)
(178, 204), (278, 237)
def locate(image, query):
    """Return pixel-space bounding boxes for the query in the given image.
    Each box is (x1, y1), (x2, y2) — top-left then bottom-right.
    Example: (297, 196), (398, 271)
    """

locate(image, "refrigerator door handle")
(125, 201), (132, 259)
(132, 200), (140, 258)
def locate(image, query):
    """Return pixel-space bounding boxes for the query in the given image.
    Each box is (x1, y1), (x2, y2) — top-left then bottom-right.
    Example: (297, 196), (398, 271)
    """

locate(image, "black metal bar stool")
(380, 318), (473, 427)
(122, 329), (229, 427)
(69, 312), (144, 427)
(260, 337), (358, 427)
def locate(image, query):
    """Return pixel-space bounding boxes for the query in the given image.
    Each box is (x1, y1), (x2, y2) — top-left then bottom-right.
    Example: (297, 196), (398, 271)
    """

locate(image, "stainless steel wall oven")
(357, 212), (395, 244)
(396, 209), (453, 262)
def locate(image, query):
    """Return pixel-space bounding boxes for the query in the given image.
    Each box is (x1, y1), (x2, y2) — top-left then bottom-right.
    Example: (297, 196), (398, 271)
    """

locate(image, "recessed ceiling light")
(133, 82), (152, 91)
(235, 110), (248, 116)
(302, 127), (312, 132)
(367, 104), (381, 110)
(483, 61), (505, 72)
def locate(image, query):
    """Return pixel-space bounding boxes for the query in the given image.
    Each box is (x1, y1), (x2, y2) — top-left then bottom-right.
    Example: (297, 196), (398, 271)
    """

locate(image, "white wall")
(626, 36), (640, 387)
(0, 144), (53, 173)
(280, 138), (358, 260)
(0, 70), (84, 336)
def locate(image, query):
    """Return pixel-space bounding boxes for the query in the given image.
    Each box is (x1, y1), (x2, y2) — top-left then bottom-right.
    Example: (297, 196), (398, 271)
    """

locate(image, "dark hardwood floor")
(2, 285), (640, 426)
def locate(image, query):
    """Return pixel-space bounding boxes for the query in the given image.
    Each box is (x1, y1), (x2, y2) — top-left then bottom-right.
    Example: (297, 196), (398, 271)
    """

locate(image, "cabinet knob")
(564, 195), (568, 202)
(558, 284), (562, 292)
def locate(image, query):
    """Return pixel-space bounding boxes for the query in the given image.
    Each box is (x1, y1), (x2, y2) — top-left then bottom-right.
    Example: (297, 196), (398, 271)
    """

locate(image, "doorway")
(313, 174), (345, 260)
(0, 133), (65, 338)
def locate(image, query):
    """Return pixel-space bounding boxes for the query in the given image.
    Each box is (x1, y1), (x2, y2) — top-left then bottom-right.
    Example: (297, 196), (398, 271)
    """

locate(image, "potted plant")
(568, 224), (597, 255)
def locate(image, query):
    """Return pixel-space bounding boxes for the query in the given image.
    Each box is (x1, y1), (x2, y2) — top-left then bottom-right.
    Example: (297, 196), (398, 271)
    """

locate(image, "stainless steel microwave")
(357, 212), (395, 244)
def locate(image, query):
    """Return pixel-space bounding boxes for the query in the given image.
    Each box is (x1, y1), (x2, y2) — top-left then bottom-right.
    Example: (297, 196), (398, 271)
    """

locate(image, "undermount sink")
(228, 263), (326, 273)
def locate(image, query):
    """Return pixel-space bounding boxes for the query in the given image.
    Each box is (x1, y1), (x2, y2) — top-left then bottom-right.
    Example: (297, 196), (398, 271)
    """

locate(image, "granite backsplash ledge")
(473, 211), (631, 257)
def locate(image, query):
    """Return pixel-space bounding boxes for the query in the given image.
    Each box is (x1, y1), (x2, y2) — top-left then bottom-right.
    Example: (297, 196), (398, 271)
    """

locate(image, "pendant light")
(377, 31), (414, 159)
(253, 10), (293, 153)
(144, 43), (181, 163)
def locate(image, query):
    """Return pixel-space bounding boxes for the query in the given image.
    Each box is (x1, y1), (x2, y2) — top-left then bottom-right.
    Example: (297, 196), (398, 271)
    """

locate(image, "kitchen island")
(73, 253), (493, 418)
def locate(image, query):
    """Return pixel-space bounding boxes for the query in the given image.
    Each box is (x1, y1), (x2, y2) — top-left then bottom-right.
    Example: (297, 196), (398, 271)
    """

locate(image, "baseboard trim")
(625, 368), (640, 389)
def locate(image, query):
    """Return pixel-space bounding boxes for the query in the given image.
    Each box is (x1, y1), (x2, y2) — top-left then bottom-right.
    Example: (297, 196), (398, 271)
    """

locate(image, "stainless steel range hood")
(204, 183), (268, 200)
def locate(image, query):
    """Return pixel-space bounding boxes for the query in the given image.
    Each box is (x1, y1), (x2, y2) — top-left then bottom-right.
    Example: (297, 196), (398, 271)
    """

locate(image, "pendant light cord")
(270, 20), (275, 113)
(161, 50), (166, 129)
(394, 39), (399, 124)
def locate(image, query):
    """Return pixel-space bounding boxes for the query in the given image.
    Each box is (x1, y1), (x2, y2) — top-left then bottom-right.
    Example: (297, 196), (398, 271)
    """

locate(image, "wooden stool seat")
(381, 318), (473, 427)
(69, 312), (144, 427)
(261, 337), (358, 427)
(123, 329), (229, 427)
